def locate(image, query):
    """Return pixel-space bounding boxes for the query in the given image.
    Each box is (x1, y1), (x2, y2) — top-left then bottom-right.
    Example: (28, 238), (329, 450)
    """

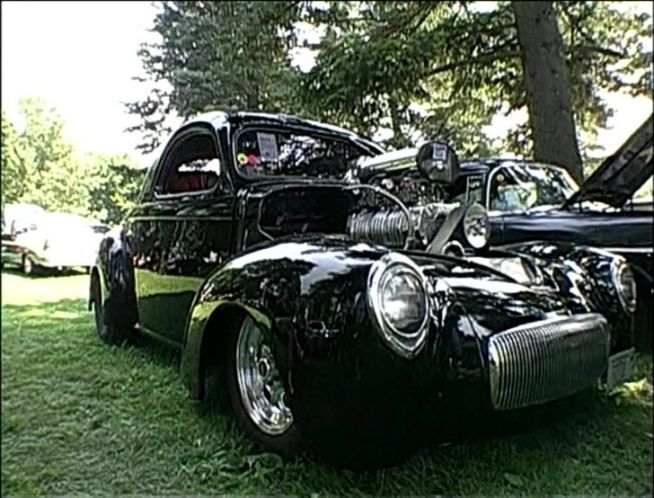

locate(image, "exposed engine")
(346, 203), (460, 249)
(345, 163), (475, 252)
(251, 142), (490, 255)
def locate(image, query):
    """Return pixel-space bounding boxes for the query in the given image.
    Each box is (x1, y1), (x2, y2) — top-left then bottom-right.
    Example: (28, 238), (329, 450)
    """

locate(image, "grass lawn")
(2, 270), (652, 495)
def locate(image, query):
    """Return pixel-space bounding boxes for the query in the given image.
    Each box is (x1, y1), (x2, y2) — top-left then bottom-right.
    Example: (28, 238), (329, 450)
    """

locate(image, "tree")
(2, 101), (147, 225)
(1, 109), (24, 205)
(512, 1), (583, 182)
(129, 1), (653, 174)
(84, 153), (147, 225)
(126, 1), (304, 153)
(299, 1), (652, 168)
(4, 98), (88, 214)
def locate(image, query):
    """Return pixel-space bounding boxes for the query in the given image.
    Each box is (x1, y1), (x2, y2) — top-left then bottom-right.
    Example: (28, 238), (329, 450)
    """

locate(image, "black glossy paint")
(91, 111), (638, 456)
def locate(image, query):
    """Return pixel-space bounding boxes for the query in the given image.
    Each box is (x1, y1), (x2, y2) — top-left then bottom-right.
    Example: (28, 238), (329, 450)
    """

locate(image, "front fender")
(180, 238), (387, 400)
(502, 241), (634, 349)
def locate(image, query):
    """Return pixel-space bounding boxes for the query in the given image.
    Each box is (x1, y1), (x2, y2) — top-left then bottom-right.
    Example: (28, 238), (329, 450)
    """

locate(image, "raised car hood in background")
(564, 114), (653, 208)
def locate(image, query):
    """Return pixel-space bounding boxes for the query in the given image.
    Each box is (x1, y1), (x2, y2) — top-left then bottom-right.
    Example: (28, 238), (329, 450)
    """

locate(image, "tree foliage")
(1, 109), (23, 205)
(126, 1), (304, 153)
(128, 1), (652, 169)
(300, 1), (652, 158)
(1, 98), (83, 212)
(84, 153), (148, 225)
(1, 100), (146, 225)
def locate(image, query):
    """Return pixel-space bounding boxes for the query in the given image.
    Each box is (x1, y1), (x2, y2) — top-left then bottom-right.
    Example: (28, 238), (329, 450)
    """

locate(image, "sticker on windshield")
(257, 133), (279, 162)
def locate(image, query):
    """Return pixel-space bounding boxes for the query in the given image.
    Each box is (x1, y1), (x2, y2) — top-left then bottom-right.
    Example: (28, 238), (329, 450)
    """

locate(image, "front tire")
(225, 315), (302, 458)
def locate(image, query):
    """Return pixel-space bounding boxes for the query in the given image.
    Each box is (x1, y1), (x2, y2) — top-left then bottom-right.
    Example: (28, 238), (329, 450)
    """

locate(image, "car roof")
(182, 111), (384, 153)
(45, 212), (101, 226)
(459, 158), (568, 175)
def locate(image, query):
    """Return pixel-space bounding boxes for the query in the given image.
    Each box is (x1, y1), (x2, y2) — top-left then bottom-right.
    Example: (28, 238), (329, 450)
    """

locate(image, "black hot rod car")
(91, 111), (638, 466)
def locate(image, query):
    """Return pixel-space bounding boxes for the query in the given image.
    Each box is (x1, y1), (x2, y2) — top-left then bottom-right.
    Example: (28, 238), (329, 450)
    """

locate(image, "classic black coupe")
(355, 115), (653, 352)
(91, 111), (638, 466)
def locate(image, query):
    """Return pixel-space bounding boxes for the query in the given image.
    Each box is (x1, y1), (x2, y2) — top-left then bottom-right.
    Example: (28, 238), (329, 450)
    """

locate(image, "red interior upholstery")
(166, 172), (217, 193)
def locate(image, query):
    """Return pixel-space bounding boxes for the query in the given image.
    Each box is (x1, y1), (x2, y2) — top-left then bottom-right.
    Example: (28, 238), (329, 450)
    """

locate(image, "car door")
(126, 125), (235, 346)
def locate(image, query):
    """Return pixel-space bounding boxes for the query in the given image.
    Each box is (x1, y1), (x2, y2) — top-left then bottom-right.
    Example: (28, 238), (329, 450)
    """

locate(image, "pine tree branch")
(423, 49), (521, 78)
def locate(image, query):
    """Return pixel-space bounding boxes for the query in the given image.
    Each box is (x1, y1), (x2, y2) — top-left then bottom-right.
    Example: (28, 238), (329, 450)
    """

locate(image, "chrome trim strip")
(602, 247), (653, 255)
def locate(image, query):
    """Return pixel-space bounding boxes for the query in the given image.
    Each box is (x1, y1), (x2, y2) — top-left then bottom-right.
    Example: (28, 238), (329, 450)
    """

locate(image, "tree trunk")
(512, 1), (583, 183)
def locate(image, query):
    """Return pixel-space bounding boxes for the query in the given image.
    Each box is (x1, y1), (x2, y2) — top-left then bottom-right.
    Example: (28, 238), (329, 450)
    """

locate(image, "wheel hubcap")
(236, 316), (293, 435)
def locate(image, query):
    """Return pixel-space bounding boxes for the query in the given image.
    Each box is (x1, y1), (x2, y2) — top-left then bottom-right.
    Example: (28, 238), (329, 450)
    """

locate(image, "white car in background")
(4, 211), (109, 274)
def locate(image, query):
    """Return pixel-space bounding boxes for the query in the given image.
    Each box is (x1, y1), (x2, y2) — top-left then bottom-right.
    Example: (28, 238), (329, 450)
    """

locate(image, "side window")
(156, 131), (227, 196)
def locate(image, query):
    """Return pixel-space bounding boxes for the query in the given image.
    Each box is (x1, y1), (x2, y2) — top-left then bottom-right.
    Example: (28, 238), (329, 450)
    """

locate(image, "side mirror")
(416, 141), (460, 185)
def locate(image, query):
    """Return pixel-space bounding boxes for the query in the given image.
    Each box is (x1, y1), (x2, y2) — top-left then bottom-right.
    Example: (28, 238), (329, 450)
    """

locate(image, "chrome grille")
(488, 313), (610, 411)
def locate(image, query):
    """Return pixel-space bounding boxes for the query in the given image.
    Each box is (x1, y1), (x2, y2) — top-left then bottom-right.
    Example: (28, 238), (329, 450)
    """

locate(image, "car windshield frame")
(231, 124), (382, 182)
(486, 162), (580, 213)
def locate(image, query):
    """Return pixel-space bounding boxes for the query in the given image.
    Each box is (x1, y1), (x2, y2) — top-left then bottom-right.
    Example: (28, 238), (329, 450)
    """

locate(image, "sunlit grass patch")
(1, 271), (652, 495)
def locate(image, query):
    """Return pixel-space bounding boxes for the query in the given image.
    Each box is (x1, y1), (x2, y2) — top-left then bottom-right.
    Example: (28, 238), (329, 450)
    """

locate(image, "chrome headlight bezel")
(367, 252), (431, 359)
(611, 259), (637, 314)
(463, 202), (490, 249)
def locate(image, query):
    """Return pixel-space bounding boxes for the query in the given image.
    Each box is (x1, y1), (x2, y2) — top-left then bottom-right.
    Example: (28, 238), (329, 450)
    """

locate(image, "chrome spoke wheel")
(236, 316), (293, 436)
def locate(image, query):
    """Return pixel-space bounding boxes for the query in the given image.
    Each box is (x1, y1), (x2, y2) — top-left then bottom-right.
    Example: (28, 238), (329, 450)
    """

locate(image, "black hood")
(564, 114), (653, 208)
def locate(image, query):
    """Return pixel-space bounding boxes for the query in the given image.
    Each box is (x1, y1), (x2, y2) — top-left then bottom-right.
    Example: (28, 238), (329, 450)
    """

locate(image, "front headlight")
(368, 253), (430, 358)
(463, 203), (490, 249)
(611, 259), (637, 314)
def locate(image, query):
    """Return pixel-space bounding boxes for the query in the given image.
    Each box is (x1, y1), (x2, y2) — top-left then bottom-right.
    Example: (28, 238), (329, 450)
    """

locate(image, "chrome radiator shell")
(487, 313), (610, 411)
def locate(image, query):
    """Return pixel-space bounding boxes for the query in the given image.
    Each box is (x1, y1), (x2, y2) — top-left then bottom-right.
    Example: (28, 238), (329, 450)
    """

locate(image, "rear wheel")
(92, 284), (133, 345)
(225, 315), (301, 458)
(22, 255), (35, 275)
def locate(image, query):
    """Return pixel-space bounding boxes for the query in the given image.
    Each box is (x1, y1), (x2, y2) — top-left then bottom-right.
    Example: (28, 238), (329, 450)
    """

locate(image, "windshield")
(234, 128), (375, 180)
(489, 164), (579, 212)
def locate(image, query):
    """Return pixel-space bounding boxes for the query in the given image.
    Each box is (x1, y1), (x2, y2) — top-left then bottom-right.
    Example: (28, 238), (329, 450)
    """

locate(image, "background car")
(2, 203), (47, 270)
(4, 210), (109, 274)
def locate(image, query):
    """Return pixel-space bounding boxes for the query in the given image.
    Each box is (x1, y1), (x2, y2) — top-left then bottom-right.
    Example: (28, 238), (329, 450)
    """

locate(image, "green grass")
(2, 270), (652, 495)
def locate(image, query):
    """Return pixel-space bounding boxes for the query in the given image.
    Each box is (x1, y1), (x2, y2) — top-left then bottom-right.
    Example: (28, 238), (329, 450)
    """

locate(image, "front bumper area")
(488, 313), (609, 411)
